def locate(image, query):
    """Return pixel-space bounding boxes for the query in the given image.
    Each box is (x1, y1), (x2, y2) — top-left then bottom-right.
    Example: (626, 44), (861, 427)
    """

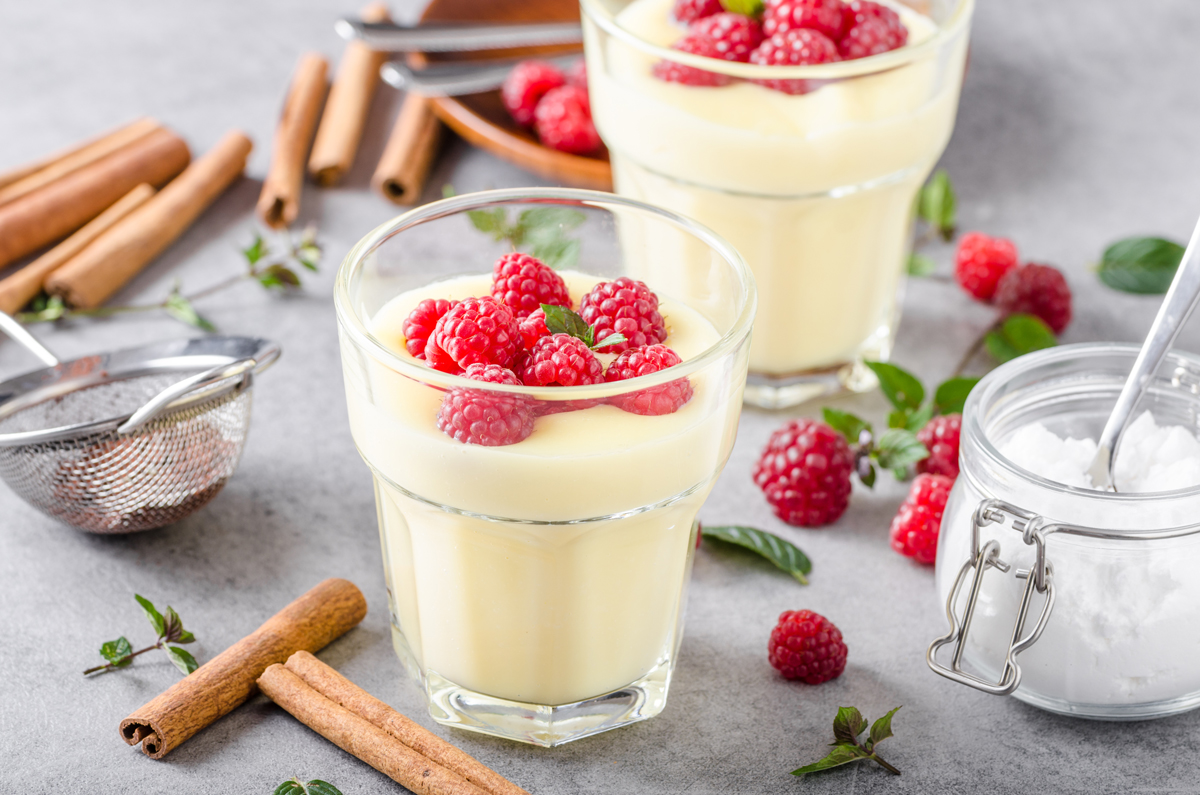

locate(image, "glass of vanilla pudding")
(582, 0), (973, 407)
(930, 343), (1200, 720)
(334, 188), (755, 746)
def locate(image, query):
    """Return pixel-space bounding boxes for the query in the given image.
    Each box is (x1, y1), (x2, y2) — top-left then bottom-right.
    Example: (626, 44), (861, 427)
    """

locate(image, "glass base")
(743, 359), (880, 409)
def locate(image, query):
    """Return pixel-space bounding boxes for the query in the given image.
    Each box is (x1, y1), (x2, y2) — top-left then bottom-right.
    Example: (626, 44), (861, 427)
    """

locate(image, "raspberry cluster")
(501, 59), (601, 155)
(657, 0), (908, 91)
(954, 231), (1073, 334)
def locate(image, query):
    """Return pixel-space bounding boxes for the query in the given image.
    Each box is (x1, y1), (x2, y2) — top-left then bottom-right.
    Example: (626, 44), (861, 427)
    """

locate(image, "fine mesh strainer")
(0, 312), (280, 533)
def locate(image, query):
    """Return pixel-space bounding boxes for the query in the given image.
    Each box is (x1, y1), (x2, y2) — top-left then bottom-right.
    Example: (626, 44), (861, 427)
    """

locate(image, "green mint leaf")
(518, 206), (586, 236)
(260, 263), (302, 288)
(832, 706), (868, 745)
(274, 779), (343, 795)
(242, 234), (267, 266)
(529, 235), (581, 270)
(303, 782), (344, 795)
(860, 461), (877, 488)
(984, 329), (1018, 363)
(164, 293), (217, 332)
(295, 227), (322, 272)
(886, 409), (909, 430)
(701, 524), (811, 584)
(540, 303), (593, 343)
(100, 636), (133, 666)
(1097, 236), (1185, 294)
(17, 293), (65, 323)
(869, 706), (902, 748)
(873, 428), (929, 471)
(906, 252), (937, 277)
(917, 169), (956, 240)
(791, 744), (870, 776)
(175, 630), (195, 644)
(592, 332), (627, 350)
(986, 313), (1056, 364)
(865, 361), (925, 412)
(905, 403), (935, 433)
(162, 606), (185, 643)
(274, 779), (306, 795)
(165, 646), (198, 676)
(134, 594), (165, 637)
(720, 0), (764, 16)
(822, 408), (872, 444)
(933, 376), (978, 415)
(466, 207), (510, 240)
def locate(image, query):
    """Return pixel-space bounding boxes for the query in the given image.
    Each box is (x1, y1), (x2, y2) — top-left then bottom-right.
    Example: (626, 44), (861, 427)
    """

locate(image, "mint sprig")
(822, 408), (927, 486)
(700, 524), (812, 584)
(84, 594), (199, 677)
(274, 779), (343, 795)
(541, 304), (627, 351)
(448, 185), (585, 269)
(792, 706), (903, 778)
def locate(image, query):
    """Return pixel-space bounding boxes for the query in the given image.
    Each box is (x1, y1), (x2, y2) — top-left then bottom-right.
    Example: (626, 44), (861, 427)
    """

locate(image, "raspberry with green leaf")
(517, 334), (605, 387)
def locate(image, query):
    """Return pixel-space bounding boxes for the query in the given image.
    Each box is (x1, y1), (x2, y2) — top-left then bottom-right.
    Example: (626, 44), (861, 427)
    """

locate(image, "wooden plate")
(419, 0), (613, 191)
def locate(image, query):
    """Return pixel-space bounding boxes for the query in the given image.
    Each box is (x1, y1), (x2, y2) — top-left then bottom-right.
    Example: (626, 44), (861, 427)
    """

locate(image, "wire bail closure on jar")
(927, 499), (1057, 695)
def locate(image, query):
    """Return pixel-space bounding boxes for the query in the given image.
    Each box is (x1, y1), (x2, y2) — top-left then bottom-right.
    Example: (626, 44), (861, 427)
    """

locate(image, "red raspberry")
(533, 85), (601, 155)
(954, 232), (1018, 302)
(565, 58), (588, 89)
(436, 364), (534, 447)
(890, 473), (952, 565)
(652, 34), (735, 87)
(753, 418), (854, 527)
(689, 13), (765, 62)
(401, 298), (455, 359)
(501, 60), (566, 127)
(916, 413), (961, 480)
(425, 296), (521, 373)
(604, 344), (693, 415)
(763, 0), (848, 41)
(579, 277), (667, 354)
(491, 252), (571, 319)
(517, 334), (604, 387)
(518, 308), (551, 349)
(768, 610), (848, 684)
(749, 29), (840, 95)
(839, 1), (907, 58)
(994, 262), (1073, 334)
(672, 0), (723, 24)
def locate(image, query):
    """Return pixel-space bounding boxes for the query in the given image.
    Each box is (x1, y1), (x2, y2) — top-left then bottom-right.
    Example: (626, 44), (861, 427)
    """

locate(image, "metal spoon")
(336, 19), (583, 52)
(381, 54), (580, 96)
(1086, 214), (1200, 490)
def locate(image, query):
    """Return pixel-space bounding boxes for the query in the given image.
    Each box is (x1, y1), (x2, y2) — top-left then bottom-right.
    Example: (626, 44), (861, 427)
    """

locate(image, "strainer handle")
(0, 311), (60, 368)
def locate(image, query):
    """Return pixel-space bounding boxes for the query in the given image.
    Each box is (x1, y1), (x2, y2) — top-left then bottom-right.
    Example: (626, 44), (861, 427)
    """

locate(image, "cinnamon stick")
(285, 651), (531, 795)
(0, 183), (155, 315)
(47, 130), (252, 309)
(372, 92), (444, 205)
(120, 578), (367, 760)
(258, 665), (490, 795)
(0, 126), (190, 270)
(257, 53), (329, 228)
(0, 117), (161, 208)
(308, 2), (391, 186)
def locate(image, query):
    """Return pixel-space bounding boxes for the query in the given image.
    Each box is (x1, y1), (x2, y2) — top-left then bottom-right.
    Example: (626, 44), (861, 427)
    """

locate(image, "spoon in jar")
(1087, 214), (1200, 490)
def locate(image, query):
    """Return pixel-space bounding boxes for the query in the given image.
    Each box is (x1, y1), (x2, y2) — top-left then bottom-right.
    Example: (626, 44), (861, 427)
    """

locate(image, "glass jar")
(581, 0), (973, 407)
(334, 188), (756, 745)
(930, 343), (1200, 720)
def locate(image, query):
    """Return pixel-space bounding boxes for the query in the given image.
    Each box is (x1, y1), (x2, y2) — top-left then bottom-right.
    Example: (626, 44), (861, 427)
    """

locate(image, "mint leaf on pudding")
(541, 303), (594, 343)
(791, 706), (903, 778)
(701, 524), (812, 585)
(1097, 236), (1185, 294)
(720, 0), (765, 16)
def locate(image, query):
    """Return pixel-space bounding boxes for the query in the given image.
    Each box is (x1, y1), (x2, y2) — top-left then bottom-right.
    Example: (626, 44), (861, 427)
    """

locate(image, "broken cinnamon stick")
(257, 53), (329, 228)
(308, 2), (391, 186)
(372, 92), (444, 205)
(285, 651), (531, 795)
(119, 578), (367, 760)
(0, 126), (190, 270)
(47, 130), (252, 309)
(258, 664), (490, 795)
(0, 183), (155, 315)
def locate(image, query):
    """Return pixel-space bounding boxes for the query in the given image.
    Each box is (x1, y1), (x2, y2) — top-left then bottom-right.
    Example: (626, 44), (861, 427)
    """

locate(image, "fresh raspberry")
(916, 413), (961, 480)
(565, 58), (588, 89)
(954, 232), (1019, 302)
(604, 344), (693, 415)
(839, 1), (907, 58)
(753, 419), (854, 527)
(518, 308), (551, 349)
(689, 13), (765, 62)
(579, 277), (667, 354)
(491, 252), (571, 319)
(533, 85), (601, 155)
(749, 28), (840, 95)
(994, 262), (1073, 334)
(652, 34), (735, 87)
(768, 610), (848, 684)
(401, 298), (456, 359)
(436, 364), (534, 447)
(425, 296), (521, 373)
(890, 473), (952, 565)
(517, 334), (604, 387)
(672, 0), (723, 25)
(763, 0), (847, 41)
(501, 60), (565, 127)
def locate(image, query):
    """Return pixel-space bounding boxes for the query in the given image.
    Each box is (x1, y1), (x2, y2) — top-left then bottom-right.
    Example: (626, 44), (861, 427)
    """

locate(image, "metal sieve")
(0, 311), (280, 534)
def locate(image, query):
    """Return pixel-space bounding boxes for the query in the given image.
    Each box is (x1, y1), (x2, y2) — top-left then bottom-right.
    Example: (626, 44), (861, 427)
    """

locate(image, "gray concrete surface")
(3, 1), (1200, 792)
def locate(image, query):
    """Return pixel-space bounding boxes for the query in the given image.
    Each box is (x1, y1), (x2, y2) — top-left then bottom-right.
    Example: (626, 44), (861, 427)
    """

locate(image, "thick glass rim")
(333, 187), (757, 398)
(580, 0), (974, 81)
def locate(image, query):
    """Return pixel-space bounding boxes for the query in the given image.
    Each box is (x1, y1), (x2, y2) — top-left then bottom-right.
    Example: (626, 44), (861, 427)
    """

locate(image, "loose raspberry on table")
(890, 473), (952, 565)
(768, 609), (848, 684)
(401, 298), (456, 359)
(565, 58), (589, 89)
(533, 85), (601, 155)
(672, 0), (723, 25)
(501, 60), (566, 127)
(689, 13), (765, 62)
(653, 34), (736, 87)
(916, 413), (961, 480)
(763, 0), (847, 41)
(518, 308), (551, 349)
(605, 344), (693, 415)
(749, 28), (840, 94)
(517, 334), (605, 387)
(753, 418), (854, 527)
(491, 252), (572, 319)
(994, 262), (1073, 334)
(579, 277), (667, 354)
(425, 296), (521, 373)
(436, 364), (534, 447)
(954, 232), (1019, 302)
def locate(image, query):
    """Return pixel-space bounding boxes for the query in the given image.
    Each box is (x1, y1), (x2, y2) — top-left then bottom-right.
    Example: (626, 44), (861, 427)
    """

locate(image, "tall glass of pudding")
(582, 0), (974, 407)
(334, 189), (755, 746)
